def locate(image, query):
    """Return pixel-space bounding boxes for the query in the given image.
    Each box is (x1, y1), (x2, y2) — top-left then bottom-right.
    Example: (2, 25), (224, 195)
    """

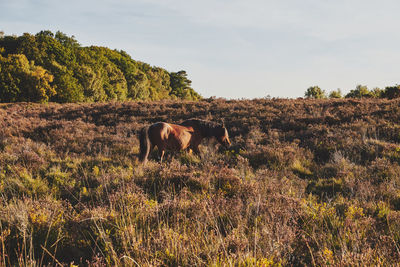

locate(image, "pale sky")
(1, 0), (400, 98)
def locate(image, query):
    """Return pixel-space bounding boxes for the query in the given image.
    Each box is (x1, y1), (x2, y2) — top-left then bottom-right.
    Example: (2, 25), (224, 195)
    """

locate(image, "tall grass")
(0, 99), (400, 265)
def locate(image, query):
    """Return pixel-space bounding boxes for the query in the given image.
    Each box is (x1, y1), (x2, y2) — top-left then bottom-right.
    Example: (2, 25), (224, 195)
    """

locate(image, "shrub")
(382, 85), (400, 99)
(305, 86), (326, 99)
(329, 89), (342, 99)
(345, 85), (374, 98)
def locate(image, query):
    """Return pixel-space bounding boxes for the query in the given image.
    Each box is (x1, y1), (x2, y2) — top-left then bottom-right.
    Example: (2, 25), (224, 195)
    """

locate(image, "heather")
(0, 98), (400, 266)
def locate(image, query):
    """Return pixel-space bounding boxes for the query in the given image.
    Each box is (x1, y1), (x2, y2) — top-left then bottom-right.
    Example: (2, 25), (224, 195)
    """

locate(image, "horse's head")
(215, 125), (231, 148)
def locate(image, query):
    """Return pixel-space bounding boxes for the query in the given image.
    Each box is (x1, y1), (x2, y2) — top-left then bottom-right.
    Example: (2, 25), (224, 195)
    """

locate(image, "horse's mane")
(181, 118), (220, 128)
(180, 119), (222, 137)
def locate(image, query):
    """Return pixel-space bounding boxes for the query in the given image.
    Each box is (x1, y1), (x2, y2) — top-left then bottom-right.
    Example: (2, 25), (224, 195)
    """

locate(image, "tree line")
(305, 84), (400, 99)
(0, 31), (201, 103)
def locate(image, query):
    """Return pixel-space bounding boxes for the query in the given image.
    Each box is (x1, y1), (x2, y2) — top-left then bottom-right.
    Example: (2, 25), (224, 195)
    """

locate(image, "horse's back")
(150, 122), (193, 134)
(148, 122), (171, 140)
(148, 122), (194, 150)
(149, 122), (170, 131)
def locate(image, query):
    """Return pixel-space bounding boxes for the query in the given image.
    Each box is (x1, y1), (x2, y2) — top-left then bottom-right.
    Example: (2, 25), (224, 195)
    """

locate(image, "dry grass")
(0, 98), (400, 266)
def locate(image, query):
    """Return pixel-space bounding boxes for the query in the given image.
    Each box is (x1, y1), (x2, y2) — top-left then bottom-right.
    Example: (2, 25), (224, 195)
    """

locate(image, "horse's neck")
(188, 120), (217, 138)
(203, 126), (216, 138)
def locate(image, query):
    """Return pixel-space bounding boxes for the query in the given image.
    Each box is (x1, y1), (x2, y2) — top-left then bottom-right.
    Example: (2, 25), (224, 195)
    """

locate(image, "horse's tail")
(139, 126), (151, 164)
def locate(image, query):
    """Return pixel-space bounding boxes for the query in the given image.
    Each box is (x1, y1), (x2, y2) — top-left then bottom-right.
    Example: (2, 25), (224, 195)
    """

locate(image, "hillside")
(1, 98), (400, 265)
(0, 31), (201, 103)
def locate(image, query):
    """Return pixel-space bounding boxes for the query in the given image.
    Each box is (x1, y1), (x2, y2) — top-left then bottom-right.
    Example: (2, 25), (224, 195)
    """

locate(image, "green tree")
(345, 85), (374, 98)
(382, 85), (400, 99)
(305, 86), (326, 99)
(0, 54), (56, 103)
(170, 71), (201, 100)
(54, 31), (80, 49)
(131, 72), (150, 100)
(147, 67), (171, 100)
(329, 89), (342, 99)
(0, 31), (201, 102)
(102, 61), (127, 100)
(371, 87), (383, 98)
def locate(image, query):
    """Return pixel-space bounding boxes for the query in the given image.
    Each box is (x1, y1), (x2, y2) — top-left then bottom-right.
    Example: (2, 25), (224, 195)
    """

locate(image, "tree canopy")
(305, 86), (326, 99)
(0, 31), (201, 103)
(305, 85), (400, 100)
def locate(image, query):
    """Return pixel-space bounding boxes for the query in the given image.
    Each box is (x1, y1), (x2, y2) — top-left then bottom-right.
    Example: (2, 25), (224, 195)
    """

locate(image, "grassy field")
(1, 98), (400, 266)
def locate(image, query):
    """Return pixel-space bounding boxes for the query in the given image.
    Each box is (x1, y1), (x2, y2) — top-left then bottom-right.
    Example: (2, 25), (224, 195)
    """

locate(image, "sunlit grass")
(0, 98), (400, 265)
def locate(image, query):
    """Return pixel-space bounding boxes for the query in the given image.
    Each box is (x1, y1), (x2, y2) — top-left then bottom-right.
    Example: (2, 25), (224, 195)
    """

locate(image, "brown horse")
(139, 119), (231, 164)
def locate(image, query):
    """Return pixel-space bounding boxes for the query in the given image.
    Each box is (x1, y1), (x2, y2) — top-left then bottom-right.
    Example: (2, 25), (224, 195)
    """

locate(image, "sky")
(1, 0), (400, 99)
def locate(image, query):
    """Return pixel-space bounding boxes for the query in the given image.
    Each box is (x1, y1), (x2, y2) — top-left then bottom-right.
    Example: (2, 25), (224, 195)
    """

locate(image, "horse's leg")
(192, 146), (201, 158)
(155, 144), (165, 163)
(150, 144), (154, 157)
(159, 149), (165, 163)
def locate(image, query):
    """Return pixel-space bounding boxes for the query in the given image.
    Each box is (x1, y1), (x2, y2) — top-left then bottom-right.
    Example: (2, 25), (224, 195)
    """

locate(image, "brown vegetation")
(1, 98), (400, 266)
